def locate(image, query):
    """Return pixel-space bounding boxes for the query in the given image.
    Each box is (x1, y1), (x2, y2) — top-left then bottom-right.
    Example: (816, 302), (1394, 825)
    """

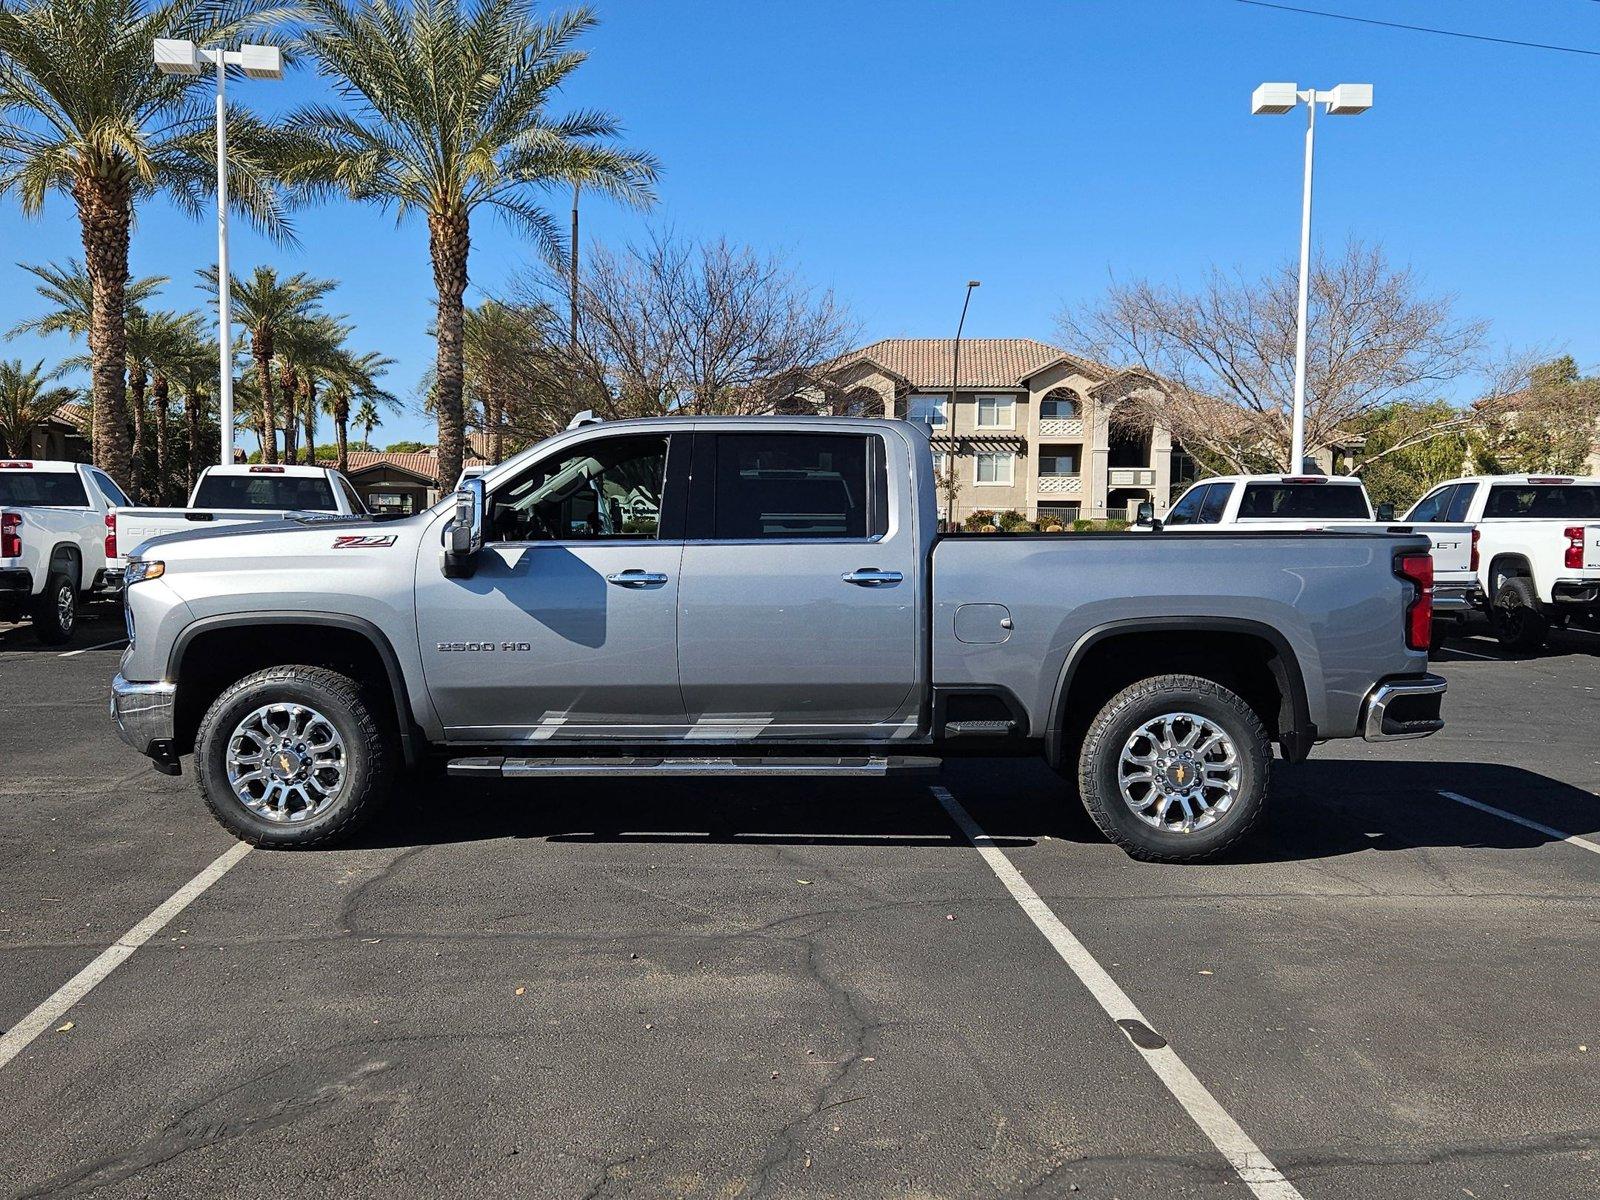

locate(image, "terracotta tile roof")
(825, 339), (1113, 391)
(49, 401), (90, 432)
(320, 449), (485, 484)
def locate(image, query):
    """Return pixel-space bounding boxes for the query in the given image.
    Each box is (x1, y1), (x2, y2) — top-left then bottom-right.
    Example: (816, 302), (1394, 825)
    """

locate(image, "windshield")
(1483, 484), (1600, 520)
(1237, 483), (1370, 520)
(193, 473), (337, 512)
(0, 471), (88, 507)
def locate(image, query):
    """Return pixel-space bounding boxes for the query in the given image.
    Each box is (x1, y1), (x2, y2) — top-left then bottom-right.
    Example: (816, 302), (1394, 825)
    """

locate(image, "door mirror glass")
(1374, 501), (1396, 522)
(443, 477), (485, 577)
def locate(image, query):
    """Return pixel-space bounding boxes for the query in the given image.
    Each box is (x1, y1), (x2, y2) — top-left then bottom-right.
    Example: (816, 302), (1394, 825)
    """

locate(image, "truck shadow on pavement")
(354, 756), (1595, 864)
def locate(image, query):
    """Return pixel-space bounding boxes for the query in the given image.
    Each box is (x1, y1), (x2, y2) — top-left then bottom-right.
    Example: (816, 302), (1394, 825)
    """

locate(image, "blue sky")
(4, 0), (1598, 446)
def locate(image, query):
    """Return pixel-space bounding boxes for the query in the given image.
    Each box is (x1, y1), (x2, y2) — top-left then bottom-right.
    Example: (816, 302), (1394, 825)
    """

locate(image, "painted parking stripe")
(931, 786), (1304, 1200)
(58, 638), (126, 659)
(0, 842), (252, 1072)
(1437, 790), (1600, 857)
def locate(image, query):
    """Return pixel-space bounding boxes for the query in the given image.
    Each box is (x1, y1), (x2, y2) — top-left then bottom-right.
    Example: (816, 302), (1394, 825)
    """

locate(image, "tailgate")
(1583, 524), (1600, 572)
(1412, 523), (1473, 577)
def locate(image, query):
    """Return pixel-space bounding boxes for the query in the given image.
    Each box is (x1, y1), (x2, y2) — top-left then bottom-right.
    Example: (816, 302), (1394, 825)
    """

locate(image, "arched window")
(1040, 388), (1080, 419)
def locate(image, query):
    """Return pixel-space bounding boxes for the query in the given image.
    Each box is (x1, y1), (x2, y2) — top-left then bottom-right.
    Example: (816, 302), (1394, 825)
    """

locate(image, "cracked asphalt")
(1, 609), (1598, 1198)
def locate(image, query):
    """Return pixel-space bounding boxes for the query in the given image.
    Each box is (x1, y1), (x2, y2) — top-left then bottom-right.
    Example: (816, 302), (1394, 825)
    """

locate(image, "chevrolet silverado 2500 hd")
(111, 418), (1446, 861)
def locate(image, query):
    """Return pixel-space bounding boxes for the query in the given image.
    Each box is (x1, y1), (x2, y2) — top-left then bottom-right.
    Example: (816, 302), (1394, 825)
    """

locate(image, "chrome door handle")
(605, 570), (669, 588)
(842, 568), (903, 587)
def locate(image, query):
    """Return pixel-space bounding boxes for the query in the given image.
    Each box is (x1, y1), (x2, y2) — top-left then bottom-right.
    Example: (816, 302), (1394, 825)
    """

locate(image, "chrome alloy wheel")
(56, 582), (74, 629)
(225, 703), (347, 823)
(1117, 712), (1241, 834)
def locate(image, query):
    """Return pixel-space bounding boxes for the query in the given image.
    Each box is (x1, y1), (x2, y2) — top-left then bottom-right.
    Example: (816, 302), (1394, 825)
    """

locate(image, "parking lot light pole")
(154, 39), (283, 465)
(1251, 81), (1372, 472)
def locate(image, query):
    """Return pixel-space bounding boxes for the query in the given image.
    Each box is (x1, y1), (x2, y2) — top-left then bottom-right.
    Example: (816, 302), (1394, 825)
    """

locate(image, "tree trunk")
(429, 210), (471, 491)
(335, 395), (350, 472)
(280, 363), (299, 463)
(303, 378), (317, 464)
(128, 365), (147, 502)
(254, 331), (277, 464)
(73, 172), (134, 488)
(185, 386), (202, 497)
(152, 374), (171, 504)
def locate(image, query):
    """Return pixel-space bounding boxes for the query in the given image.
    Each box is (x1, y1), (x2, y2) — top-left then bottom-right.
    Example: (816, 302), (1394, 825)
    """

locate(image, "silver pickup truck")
(111, 417), (1445, 861)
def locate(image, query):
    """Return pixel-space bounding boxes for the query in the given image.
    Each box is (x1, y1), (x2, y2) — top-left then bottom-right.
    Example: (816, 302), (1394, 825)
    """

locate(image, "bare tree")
(1057, 242), (1486, 472)
(525, 230), (856, 418)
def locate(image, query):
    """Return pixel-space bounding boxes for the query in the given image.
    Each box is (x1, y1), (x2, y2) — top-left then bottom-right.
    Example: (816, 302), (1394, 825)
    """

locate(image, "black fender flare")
(48, 542), (82, 588)
(1485, 554), (1533, 603)
(169, 611), (421, 765)
(1044, 615), (1315, 769)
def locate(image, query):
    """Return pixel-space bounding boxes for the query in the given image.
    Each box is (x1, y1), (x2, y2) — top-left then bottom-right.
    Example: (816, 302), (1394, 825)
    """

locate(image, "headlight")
(124, 559), (165, 585)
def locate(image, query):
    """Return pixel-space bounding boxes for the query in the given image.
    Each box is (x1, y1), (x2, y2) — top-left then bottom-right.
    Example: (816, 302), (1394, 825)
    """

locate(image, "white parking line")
(1440, 645), (1501, 661)
(0, 842), (252, 1072)
(58, 639), (126, 658)
(931, 786), (1304, 1200)
(1437, 790), (1600, 856)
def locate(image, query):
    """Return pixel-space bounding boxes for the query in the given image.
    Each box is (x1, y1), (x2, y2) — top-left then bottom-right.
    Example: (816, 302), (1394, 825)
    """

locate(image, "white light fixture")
(153, 39), (285, 465)
(1252, 81), (1374, 473)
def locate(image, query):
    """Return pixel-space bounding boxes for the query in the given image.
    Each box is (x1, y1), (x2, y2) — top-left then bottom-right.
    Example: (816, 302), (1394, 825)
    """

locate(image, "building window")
(1039, 448), (1080, 476)
(931, 449), (948, 475)
(975, 451), (1014, 485)
(1040, 389), (1080, 420)
(908, 394), (947, 428)
(975, 395), (1015, 429)
(839, 387), (880, 418)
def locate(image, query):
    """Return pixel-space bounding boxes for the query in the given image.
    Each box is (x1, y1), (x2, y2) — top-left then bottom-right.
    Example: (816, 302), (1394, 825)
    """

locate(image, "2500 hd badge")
(436, 641), (533, 652)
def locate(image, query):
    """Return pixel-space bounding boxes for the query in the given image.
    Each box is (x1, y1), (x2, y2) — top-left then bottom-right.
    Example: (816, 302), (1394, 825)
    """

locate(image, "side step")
(942, 719), (1017, 738)
(447, 755), (942, 780)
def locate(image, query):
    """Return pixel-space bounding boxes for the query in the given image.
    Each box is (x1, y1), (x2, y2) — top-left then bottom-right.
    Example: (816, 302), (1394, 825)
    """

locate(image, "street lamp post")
(155, 39), (283, 465)
(948, 280), (980, 529)
(1251, 81), (1372, 472)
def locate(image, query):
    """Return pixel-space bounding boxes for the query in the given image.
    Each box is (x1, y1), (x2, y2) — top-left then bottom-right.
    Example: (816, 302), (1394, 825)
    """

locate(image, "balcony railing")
(1108, 467), (1156, 487)
(1038, 417), (1084, 437)
(1036, 474), (1082, 494)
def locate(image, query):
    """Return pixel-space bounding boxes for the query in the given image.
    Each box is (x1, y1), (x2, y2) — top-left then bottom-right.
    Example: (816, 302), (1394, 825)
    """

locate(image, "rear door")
(675, 429), (919, 739)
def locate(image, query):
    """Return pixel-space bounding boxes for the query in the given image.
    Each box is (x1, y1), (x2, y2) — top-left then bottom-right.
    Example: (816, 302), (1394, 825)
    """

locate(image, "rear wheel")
(30, 570), (76, 645)
(1077, 674), (1271, 862)
(195, 665), (395, 848)
(1491, 576), (1547, 651)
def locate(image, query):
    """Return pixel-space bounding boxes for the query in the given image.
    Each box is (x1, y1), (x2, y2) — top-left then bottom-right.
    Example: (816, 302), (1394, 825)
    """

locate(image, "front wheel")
(195, 665), (395, 848)
(1076, 674), (1271, 862)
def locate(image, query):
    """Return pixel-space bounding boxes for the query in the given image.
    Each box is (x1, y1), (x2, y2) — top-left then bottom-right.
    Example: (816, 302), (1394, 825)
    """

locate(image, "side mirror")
(1374, 502), (1396, 522)
(1134, 501), (1161, 530)
(443, 477), (485, 578)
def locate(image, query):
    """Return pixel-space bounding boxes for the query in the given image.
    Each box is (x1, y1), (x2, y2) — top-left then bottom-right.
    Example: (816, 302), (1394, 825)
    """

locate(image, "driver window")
(488, 434), (667, 543)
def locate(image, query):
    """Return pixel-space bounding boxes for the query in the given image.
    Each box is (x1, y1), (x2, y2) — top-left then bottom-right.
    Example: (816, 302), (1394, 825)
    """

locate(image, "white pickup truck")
(111, 464), (368, 571)
(1404, 474), (1600, 650)
(1148, 475), (1476, 632)
(0, 458), (131, 643)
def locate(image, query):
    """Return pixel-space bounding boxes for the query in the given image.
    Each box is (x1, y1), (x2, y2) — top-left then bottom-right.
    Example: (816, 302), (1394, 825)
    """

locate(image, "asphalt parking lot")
(1, 609), (1597, 1199)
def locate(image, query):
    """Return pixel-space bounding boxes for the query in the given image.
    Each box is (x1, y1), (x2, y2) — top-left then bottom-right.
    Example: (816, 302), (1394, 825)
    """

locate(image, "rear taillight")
(1470, 528), (1480, 573)
(1, 512), (20, 558)
(1565, 526), (1584, 570)
(105, 511), (117, 560)
(1395, 551), (1433, 652)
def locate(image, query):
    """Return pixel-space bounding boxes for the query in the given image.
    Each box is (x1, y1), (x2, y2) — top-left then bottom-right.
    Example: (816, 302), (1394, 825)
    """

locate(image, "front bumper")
(1361, 673), (1447, 741)
(110, 672), (180, 772)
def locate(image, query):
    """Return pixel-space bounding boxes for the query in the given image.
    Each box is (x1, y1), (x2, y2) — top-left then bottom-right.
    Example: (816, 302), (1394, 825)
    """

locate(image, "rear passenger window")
(1405, 486), (1454, 523)
(1197, 485), (1230, 524)
(1444, 484), (1476, 523)
(711, 434), (881, 540)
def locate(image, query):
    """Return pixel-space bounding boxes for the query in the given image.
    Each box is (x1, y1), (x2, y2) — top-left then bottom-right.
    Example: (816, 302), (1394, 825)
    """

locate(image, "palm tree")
(464, 298), (546, 463)
(0, 359), (74, 455)
(200, 266), (336, 463)
(354, 395), (381, 448)
(288, 0), (658, 490)
(8, 259), (168, 340)
(143, 310), (206, 501)
(276, 312), (348, 462)
(0, 0), (299, 485)
(172, 332), (217, 492)
(325, 348), (395, 471)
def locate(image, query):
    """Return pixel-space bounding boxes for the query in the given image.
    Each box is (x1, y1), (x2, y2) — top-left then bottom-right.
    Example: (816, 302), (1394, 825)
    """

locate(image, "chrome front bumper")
(1361, 673), (1447, 741)
(110, 672), (176, 758)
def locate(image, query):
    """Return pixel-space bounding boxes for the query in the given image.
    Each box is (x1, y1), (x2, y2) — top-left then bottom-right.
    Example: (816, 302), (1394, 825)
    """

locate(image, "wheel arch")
(168, 612), (420, 766)
(1044, 617), (1314, 770)
(1486, 553), (1533, 601)
(48, 541), (82, 587)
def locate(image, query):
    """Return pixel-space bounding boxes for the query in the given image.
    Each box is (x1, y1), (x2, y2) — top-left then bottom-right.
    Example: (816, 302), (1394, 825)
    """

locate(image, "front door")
(675, 430), (920, 740)
(415, 431), (687, 741)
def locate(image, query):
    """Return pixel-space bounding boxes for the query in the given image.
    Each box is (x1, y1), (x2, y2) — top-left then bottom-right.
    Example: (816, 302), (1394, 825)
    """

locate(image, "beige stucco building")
(790, 338), (1195, 525)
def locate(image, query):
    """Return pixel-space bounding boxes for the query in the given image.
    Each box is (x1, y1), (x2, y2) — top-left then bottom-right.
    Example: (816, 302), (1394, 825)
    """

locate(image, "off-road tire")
(31, 570), (76, 645)
(195, 665), (395, 848)
(1491, 576), (1547, 652)
(1077, 674), (1271, 863)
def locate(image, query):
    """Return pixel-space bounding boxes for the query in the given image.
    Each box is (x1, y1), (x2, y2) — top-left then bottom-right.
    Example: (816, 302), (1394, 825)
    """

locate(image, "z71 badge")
(332, 535), (397, 549)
